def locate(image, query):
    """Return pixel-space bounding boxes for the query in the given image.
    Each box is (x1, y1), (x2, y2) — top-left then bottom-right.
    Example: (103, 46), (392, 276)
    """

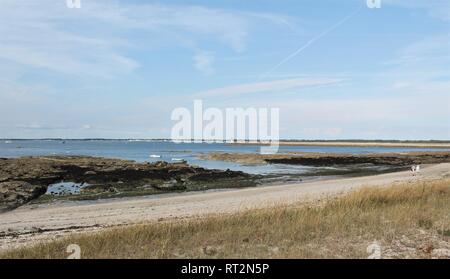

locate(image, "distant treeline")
(278, 139), (450, 143)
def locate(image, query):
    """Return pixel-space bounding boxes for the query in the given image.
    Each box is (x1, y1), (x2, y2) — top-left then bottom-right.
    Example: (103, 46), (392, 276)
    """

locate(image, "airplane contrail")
(259, 7), (362, 80)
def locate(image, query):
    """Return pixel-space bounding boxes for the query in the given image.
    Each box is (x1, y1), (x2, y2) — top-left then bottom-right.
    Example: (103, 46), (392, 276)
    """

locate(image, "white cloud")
(0, 77), (49, 103)
(0, 0), (293, 77)
(379, 35), (450, 101)
(384, 0), (450, 21)
(193, 52), (215, 75)
(301, 127), (344, 138)
(382, 35), (450, 71)
(267, 91), (450, 139)
(195, 77), (344, 97)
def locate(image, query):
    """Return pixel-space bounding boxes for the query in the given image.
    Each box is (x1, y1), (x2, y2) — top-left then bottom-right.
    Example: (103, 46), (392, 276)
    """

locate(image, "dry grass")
(2, 179), (450, 259)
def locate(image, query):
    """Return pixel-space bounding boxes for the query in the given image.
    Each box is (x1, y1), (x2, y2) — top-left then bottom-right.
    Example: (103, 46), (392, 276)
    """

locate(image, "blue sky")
(0, 0), (449, 139)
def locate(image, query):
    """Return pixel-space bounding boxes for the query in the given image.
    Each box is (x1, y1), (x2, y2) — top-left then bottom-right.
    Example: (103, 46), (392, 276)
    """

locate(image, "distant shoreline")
(2, 139), (450, 148)
(233, 141), (450, 148)
(2, 139), (450, 143)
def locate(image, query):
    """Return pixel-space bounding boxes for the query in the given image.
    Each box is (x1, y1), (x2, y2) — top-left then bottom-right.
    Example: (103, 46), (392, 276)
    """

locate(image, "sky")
(0, 0), (449, 140)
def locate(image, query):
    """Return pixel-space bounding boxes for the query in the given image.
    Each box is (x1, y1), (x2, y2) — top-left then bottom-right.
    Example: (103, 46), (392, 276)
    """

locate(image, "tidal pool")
(46, 182), (89, 196)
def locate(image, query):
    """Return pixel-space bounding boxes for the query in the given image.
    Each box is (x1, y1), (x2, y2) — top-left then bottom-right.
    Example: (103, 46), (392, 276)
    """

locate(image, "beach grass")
(2, 179), (450, 259)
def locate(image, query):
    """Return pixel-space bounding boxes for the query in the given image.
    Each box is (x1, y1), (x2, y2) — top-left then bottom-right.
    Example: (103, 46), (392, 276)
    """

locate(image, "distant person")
(411, 165), (421, 176)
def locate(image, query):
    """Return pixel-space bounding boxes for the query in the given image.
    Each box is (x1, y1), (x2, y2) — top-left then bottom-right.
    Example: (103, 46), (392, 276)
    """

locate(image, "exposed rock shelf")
(0, 156), (256, 212)
(199, 151), (450, 166)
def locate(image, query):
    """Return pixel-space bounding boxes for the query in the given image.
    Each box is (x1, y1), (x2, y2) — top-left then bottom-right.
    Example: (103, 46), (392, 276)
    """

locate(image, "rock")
(203, 151), (450, 167)
(155, 161), (168, 168)
(202, 246), (217, 256)
(153, 179), (186, 191)
(0, 156), (256, 211)
(0, 181), (47, 211)
(108, 187), (118, 193)
(172, 160), (187, 165)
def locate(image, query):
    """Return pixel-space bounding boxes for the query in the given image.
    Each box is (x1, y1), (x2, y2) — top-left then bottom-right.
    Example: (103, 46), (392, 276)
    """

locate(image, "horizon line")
(1, 138), (450, 142)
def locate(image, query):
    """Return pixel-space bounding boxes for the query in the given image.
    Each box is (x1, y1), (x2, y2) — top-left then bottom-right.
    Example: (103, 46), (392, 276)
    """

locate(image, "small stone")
(202, 246), (217, 256)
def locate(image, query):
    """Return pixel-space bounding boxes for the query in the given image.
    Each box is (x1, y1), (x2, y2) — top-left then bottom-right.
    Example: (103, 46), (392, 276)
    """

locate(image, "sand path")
(1, 163), (449, 251)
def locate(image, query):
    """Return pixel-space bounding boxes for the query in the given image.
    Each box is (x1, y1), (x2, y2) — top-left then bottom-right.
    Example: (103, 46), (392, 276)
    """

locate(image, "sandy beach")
(1, 162), (449, 251)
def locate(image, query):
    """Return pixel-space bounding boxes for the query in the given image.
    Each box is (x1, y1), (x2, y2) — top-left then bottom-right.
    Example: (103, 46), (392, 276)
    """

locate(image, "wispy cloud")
(259, 7), (361, 79)
(381, 35), (450, 94)
(264, 92), (450, 139)
(384, 0), (450, 21)
(0, 0), (294, 77)
(384, 35), (450, 66)
(195, 77), (344, 97)
(193, 52), (215, 75)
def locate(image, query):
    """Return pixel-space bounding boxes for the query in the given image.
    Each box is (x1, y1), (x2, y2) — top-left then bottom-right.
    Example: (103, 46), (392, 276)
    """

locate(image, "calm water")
(46, 182), (89, 195)
(1, 140), (448, 176)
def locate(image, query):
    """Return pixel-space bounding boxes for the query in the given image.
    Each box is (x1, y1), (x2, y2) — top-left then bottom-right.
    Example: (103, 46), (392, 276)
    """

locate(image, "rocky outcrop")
(0, 156), (257, 211)
(265, 152), (450, 166)
(199, 152), (450, 167)
(0, 181), (47, 212)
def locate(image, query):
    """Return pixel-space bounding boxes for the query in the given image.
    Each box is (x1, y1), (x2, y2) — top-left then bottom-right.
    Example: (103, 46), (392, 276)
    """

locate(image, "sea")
(1, 140), (448, 180)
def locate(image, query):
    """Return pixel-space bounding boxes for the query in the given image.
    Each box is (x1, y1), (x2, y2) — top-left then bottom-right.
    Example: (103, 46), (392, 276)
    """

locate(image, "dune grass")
(2, 179), (450, 259)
